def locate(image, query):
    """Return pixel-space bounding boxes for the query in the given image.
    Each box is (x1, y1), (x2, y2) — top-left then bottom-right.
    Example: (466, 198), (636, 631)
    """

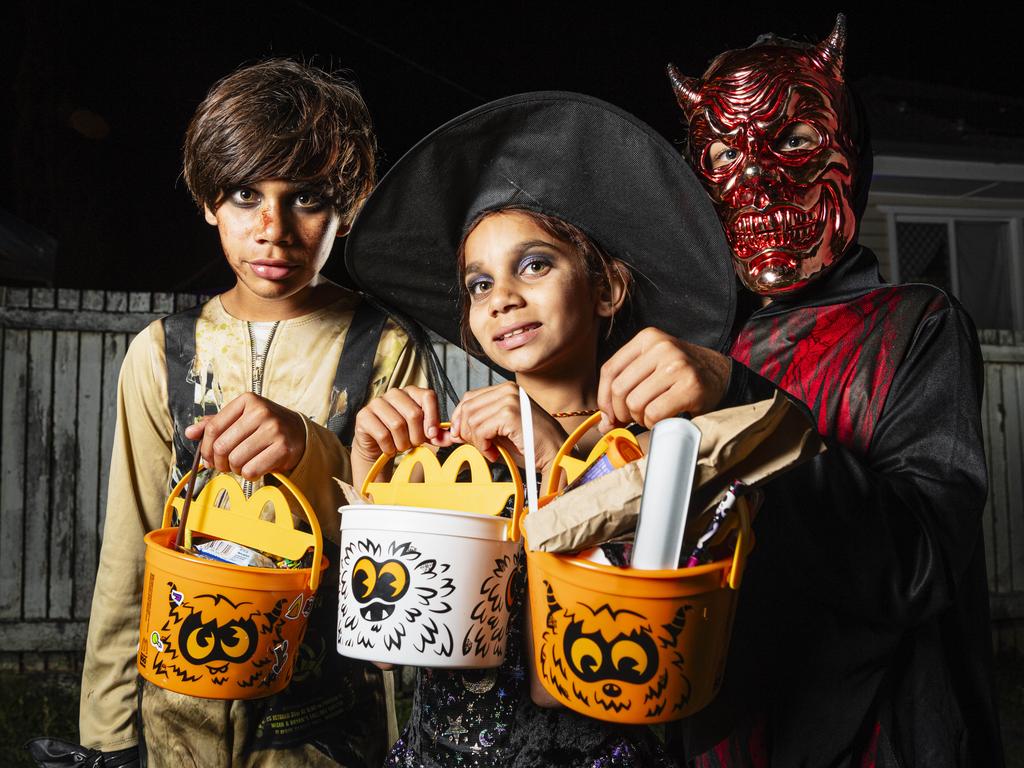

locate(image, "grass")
(1, 671), (81, 767)
(4, 652), (1023, 767)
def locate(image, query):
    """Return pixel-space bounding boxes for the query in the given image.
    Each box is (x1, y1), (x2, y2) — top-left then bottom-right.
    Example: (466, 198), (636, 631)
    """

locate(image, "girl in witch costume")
(342, 92), (737, 767)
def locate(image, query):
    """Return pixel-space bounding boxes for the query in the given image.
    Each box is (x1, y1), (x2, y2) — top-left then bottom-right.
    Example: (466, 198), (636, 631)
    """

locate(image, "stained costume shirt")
(672, 247), (1003, 767)
(80, 293), (427, 765)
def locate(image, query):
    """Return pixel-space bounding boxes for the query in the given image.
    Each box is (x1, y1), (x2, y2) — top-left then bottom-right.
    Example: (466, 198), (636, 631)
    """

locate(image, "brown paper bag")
(523, 391), (823, 553)
(334, 477), (371, 507)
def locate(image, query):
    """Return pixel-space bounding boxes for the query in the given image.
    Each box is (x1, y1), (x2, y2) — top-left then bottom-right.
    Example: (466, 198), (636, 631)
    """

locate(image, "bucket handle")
(163, 467), (324, 592)
(543, 413), (641, 497)
(360, 423), (524, 542)
(726, 499), (752, 591)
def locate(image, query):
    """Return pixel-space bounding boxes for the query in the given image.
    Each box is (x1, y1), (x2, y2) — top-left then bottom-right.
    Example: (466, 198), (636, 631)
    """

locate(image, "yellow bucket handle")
(360, 423), (524, 542)
(543, 412), (641, 497)
(163, 468), (324, 592)
(726, 499), (752, 590)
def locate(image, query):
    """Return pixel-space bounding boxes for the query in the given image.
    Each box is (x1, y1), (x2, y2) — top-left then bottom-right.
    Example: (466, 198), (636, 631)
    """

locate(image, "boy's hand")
(598, 327), (731, 431)
(449, 382), (566, 476)
(184, 393), (306, 480)
(352, 386), (445, 466)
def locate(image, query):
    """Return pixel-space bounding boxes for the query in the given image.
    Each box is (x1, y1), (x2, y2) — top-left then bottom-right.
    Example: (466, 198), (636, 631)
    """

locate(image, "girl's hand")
(352, 386), (448, 468)
(449, 382), (566, 478)
(598, 327), (731, 430)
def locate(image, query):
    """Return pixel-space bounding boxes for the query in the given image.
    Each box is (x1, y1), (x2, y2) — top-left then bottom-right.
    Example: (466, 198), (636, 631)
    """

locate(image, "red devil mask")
(669, 15), (857, 295)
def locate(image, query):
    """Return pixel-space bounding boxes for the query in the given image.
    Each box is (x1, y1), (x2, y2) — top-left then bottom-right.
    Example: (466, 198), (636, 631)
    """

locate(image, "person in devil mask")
(599, 13), (1004, 767)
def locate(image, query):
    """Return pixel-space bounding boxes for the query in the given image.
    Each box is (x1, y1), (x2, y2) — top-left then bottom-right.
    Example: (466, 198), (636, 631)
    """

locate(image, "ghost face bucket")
(524, 414), (753, 724)
(338, 442), (523, 668)
(138, 471), (325, 699)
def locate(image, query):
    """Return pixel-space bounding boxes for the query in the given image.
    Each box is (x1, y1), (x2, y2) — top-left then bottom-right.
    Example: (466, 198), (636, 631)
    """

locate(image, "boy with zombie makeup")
(597, 13), (1004, 768)
(47, 60), (429, 768)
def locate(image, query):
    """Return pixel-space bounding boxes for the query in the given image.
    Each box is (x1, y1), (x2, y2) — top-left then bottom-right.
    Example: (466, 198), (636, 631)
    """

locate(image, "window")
(889, 211), (1024, 330)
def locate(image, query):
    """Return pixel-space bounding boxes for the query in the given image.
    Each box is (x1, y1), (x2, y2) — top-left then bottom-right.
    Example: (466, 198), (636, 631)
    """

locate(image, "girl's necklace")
(550, 408), (599, 419)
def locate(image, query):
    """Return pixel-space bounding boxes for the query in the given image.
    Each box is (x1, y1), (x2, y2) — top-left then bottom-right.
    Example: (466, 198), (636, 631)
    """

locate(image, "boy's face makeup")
(205, 179), (345, 316)
(463, 212), (609, 377)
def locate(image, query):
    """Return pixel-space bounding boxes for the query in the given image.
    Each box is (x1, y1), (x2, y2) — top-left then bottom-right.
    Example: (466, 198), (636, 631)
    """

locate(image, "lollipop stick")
(173, 446), (203, 550)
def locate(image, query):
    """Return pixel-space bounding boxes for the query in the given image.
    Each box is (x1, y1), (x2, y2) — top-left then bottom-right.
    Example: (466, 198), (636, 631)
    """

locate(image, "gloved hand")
(25, 737), (139, 768)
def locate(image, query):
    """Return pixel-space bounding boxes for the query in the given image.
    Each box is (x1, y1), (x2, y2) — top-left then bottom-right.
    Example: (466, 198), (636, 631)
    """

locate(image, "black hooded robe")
(669, 246), (1005, 768)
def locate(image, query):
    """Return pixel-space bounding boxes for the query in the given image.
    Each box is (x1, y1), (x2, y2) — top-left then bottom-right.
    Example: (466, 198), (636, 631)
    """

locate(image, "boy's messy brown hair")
(182, 59), (376, 224)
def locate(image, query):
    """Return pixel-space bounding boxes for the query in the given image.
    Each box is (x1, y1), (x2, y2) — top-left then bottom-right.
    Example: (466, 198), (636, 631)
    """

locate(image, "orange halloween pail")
(137, 469), (326, 699)
(524, 414), (753, 724)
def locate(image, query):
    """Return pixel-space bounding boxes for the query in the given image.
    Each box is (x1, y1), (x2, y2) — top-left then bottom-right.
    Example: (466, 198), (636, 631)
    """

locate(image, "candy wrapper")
(684, 481), (760, 567)
(190, 538), (314, 570)
(274, 553), (314, 569)
(193, 539), (277, 569)
(523, 391), (822, 554)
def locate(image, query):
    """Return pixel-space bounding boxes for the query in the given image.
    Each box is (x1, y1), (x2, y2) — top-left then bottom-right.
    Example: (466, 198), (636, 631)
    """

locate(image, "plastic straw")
(518, 387), (539, 521)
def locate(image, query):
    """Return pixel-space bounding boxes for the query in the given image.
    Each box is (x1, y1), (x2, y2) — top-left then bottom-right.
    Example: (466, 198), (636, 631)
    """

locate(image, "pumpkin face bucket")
(523, 413), (753, 723)
(337, 440), (524, 668)
(138, 471), (325, 699)
(526, 517), (750, 724)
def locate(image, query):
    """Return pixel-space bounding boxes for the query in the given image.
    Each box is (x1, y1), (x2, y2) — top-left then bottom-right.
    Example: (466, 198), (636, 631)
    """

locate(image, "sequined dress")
(385, 544), (674, 768)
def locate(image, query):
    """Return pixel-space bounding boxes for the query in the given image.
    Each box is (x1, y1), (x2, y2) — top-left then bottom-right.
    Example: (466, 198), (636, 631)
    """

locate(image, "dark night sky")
(1, 3), (1019, 292)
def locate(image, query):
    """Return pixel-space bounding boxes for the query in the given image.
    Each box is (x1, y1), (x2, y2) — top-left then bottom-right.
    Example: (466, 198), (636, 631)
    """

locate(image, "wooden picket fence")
(979, 329), (1024, 652)
(0, 287), (500, 671)
(0, 288), (1022, 672)
(0, 288), (198, 671)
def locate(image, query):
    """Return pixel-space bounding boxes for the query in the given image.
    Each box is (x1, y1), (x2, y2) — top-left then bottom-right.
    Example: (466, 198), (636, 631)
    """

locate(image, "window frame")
(880, 205), (1024, 330)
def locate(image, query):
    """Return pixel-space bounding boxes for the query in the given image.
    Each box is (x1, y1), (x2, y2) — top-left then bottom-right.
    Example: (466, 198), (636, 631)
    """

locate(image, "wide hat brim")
(345, 91), (735, 373)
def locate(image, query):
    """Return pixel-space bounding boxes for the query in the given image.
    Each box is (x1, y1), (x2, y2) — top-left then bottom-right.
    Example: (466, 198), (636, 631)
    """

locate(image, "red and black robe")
(671, 247), (1003, 768)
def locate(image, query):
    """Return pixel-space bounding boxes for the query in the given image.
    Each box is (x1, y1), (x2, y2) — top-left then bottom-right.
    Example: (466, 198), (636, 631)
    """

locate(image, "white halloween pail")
(337, 442), (523, 668)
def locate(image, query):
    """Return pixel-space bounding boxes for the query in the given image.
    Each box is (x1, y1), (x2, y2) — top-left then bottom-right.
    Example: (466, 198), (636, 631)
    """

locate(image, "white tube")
(630, 418), (702, 570)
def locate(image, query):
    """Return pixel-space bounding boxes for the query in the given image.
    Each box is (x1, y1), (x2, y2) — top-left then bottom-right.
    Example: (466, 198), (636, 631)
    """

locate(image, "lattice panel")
(896, 221), (952, 290)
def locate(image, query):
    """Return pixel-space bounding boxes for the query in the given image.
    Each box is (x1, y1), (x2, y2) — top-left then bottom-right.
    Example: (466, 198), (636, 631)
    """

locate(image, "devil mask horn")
(814, 13), (847, 80)
(667, 63), (701, 114)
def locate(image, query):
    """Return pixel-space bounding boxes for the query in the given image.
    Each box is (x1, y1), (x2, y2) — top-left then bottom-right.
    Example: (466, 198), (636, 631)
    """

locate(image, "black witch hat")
(345, 91), (735, 375)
